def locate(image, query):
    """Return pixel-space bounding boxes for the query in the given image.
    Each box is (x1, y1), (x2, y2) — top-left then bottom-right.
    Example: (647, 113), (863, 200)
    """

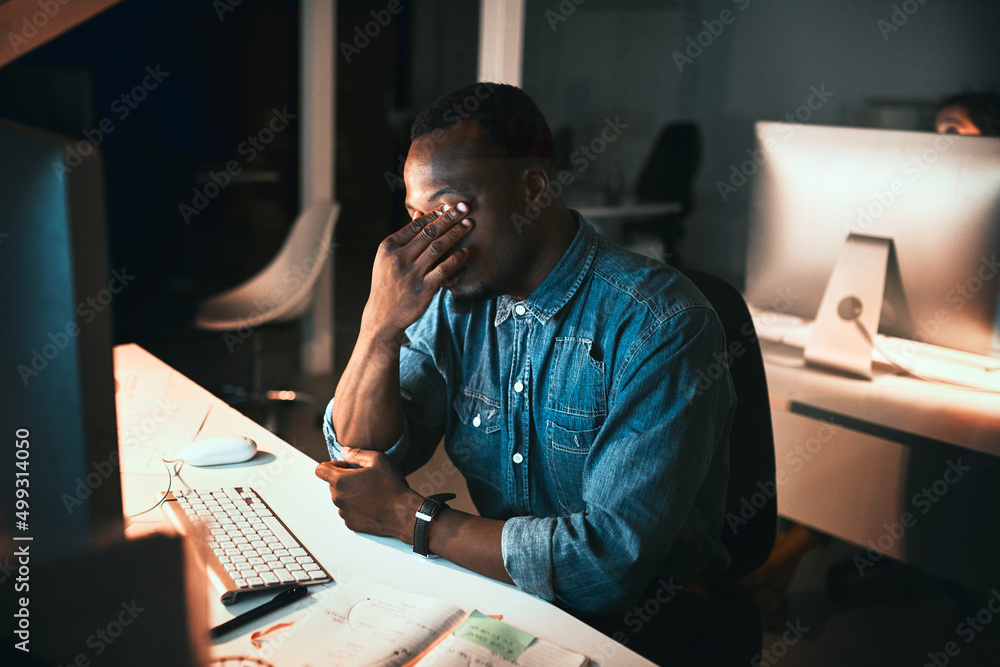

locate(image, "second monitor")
(745, 121), (1000, 371)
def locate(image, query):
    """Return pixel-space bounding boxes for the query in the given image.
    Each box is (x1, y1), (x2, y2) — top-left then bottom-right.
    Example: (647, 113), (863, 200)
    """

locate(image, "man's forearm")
(330, 316), (406, 451)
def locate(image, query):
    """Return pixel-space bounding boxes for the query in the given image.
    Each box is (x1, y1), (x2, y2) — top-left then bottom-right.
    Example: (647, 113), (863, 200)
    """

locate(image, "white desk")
(115, 344), (651, 666)
(751, 316), (1000, 593)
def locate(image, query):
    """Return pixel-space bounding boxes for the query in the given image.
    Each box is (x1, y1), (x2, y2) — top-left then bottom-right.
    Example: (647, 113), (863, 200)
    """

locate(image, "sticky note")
(452, 610), (536, 662)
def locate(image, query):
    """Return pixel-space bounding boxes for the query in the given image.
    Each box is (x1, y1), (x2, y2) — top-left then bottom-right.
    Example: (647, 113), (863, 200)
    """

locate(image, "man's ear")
(521, 166), (550, 204)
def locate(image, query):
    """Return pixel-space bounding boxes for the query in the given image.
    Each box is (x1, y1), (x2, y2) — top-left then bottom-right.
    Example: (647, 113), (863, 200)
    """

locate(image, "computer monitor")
(745, 122), (1000, 376)
(0, 117), (124, 550)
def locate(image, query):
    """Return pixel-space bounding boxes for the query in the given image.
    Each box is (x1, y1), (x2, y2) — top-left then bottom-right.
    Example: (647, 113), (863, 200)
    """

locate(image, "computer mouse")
(180, 436), (257, 466)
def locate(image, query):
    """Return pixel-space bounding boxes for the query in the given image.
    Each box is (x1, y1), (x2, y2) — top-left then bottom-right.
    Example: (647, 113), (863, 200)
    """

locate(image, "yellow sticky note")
(452, 610), (536, 662)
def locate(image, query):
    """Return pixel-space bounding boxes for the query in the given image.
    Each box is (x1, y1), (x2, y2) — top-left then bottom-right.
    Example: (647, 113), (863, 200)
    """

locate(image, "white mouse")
(180, 436), (257, 466)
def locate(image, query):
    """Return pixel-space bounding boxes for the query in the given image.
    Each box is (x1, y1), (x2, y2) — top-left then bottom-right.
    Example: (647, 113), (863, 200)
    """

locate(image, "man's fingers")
(341, 446), (380, 467)
(386, 202), (467, 250)
(425, 246), (469, 286)
(315, 460), (352, 482)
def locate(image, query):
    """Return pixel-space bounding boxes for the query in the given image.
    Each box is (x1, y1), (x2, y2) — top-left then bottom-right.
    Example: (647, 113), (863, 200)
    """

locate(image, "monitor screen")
(745, 122), (1000, 358)
(0, 117), (124, 550)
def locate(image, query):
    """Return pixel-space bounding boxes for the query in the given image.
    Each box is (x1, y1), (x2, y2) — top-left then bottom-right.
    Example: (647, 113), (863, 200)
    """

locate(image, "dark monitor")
(0, 117), (123, 550)
(746, 122), (1000, 366)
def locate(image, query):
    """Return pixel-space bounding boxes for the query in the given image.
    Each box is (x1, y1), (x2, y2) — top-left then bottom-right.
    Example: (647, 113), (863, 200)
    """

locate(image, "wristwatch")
(413, 493), (455, 557)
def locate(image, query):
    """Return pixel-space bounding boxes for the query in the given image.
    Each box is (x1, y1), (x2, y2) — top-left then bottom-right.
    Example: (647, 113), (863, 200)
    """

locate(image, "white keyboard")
(162, 486), (332, 604)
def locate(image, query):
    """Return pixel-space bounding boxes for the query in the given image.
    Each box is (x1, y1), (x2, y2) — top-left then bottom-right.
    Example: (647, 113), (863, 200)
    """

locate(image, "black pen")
(210, 585), (309, 638)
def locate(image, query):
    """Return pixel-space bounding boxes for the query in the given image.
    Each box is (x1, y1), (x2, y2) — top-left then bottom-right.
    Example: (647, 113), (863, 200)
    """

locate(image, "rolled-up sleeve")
(500, 305), (735, 615)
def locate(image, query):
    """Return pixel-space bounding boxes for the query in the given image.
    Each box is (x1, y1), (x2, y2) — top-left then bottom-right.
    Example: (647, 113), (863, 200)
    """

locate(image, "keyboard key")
(260, 572), (279, 585)
(262, 518), (300, 550)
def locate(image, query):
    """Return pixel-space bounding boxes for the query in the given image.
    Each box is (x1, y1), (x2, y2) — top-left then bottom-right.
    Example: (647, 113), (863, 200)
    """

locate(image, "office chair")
(623, 122), (702, 264)
(194, 200), (340, 433)
(680, 268), (778, 664)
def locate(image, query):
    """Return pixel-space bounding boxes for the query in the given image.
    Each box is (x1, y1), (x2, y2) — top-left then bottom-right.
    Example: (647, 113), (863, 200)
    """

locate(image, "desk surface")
(115, 344), (650, 666)
(752, 310), (1000, 457)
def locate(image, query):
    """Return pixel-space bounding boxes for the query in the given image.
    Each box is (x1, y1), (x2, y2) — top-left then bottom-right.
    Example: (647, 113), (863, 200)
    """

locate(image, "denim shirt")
(324, 214), (735, 615)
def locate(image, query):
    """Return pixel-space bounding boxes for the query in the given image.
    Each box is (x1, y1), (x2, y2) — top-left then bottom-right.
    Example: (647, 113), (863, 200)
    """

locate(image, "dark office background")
(2, 0), (997, 375)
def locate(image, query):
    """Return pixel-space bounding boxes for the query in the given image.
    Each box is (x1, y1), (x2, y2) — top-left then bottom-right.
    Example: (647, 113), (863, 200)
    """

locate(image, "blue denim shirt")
(325, 214), (735, 615)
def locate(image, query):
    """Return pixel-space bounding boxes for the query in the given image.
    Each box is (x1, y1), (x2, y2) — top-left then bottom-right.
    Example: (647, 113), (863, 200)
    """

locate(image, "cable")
(123, 457), (188, 526)
(848, 312), (1000, 394)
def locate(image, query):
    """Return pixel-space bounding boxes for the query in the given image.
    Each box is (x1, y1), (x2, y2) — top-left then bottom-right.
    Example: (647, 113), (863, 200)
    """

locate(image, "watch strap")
(413, 493), (455, 557)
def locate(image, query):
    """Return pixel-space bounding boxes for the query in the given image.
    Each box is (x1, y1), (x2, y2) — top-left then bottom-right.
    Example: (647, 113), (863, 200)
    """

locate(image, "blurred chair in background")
(623, 121), (702, 265)
(194, 200), (340, 433)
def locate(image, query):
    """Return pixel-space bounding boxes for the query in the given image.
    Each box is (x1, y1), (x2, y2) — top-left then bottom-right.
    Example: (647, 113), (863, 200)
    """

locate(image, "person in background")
(934, 92), (1000, 137)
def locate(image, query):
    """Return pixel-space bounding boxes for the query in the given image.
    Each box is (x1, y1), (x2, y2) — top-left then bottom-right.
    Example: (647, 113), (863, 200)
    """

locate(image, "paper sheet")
(416, 632), (589, 667)
(116, 399), (210, 474)
(116, 369), (171, 403)
(452, 611), (535, 661)
(211, 578), (466, 666)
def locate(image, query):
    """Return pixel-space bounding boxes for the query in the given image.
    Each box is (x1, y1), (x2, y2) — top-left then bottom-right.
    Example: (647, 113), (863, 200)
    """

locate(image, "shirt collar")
(494, 211), (597, 327)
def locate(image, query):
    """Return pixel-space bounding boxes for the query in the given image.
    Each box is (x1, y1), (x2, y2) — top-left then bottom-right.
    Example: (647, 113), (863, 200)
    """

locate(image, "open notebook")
(210, 577), (590, 666)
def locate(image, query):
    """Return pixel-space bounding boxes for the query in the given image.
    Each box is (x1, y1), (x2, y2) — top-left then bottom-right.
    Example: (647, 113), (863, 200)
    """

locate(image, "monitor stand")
(805, 233), (907, 379)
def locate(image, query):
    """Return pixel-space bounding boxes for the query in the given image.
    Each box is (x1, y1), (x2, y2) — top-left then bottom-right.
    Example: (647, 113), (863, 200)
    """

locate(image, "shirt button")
(514, 381), (524, 393)
(514, 304), (526, 316)
(512, 453), (524, 464)
(472, 414), (481, 428)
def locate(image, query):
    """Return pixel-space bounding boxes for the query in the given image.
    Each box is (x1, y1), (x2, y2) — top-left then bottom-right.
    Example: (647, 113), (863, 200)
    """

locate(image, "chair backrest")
(194, 200), (340, 331)
(635, 122), (702, 213)
(684, 268), (777, 580)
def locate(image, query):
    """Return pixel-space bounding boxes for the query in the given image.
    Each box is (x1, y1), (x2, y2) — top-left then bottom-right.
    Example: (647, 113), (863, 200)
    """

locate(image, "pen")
(209, 585), (309, 638)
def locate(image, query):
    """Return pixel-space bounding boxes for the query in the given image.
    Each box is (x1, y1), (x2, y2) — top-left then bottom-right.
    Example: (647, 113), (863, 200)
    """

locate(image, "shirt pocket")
(547, 337), (608, 419)
(452, 386), (502, 434)
(546, 420), (600, 515)
(450, 385), (503, 493)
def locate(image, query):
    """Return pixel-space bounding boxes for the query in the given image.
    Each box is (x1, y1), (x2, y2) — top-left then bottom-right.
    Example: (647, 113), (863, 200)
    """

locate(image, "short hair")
(410, 82), (555, 161)
(936, 92), (1000, 137)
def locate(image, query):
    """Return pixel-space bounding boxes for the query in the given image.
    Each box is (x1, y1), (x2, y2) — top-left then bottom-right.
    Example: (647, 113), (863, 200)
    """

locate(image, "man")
(315, 83), (735, 658)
